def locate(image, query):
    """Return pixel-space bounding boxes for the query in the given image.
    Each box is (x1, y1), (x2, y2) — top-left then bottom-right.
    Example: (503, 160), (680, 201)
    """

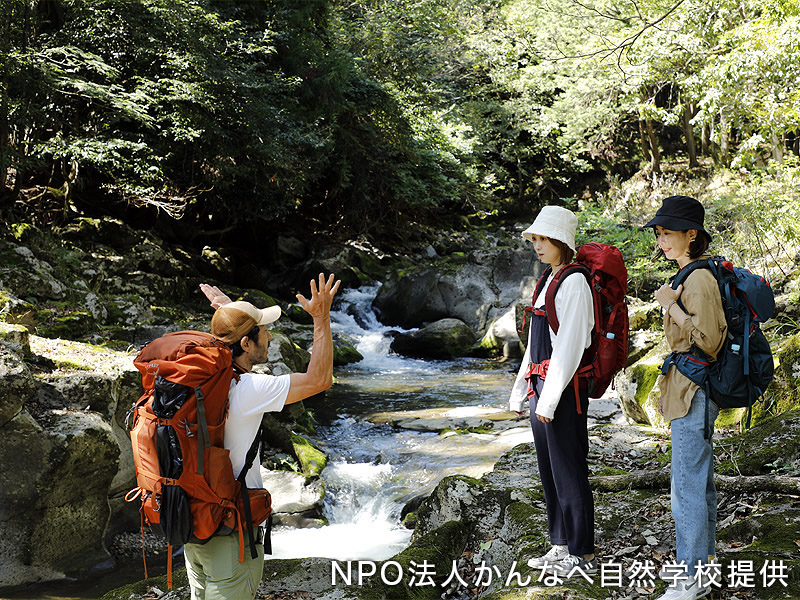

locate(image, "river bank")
(3, 204), (800, 599)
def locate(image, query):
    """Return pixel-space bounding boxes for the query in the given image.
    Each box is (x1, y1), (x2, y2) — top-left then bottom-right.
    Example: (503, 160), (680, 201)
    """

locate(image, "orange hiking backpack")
(126, 331), (271, 588)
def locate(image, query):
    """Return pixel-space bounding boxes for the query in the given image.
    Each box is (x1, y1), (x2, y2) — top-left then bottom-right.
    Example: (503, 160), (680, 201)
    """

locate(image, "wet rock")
(333, 336), (363, 366)
(291, 433), (327, 478)
(0, 342), (36, 428)
(260, 469), (325, 515)
(373, 240), (541, 338)
(366, 406), (518, 434)
(390, 318), (477, 359)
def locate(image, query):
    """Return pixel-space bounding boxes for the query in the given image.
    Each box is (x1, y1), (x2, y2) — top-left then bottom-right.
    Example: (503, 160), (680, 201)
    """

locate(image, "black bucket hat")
(644, 195), (712, 241)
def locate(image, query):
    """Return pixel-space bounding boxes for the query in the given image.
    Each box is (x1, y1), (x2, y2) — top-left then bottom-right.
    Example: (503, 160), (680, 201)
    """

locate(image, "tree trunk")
(638, 119), (651, 161)
(701, 121), (710, 156)
(771, 133), (784, 165)
(719, 109), (730, 167)
(683, 102), (698, 168)
(0, 84), (7, 190)
(645, 119), (661, 174)
(590, 470), (800, 496)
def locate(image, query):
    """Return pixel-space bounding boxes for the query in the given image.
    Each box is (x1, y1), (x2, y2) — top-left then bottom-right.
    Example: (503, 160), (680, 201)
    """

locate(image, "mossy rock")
(750, 332), (800, 426)
(0, 321), (31, 356)
(290, 433), (327, 479)
(715, 406), (747, 430)
(59, 217), (141, 249)
(716, 409), (800, 475)
(357, 520), (468, 600)
(0, 288), (36, 326)
(99, 568), (190, 600)
(391, 318), (478, 359)
(333, 338), (364, 366)
(473, 322), (506, 358)
(36, 309), (96, 339)
(628, 301), (662, 331)
(413, 474), (512, 543)
(618, 362), (666, 428)
(286, 303), (313, 325)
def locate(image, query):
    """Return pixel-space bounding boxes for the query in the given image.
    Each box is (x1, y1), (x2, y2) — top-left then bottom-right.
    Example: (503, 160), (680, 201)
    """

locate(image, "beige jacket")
(659, 262), (727, 421)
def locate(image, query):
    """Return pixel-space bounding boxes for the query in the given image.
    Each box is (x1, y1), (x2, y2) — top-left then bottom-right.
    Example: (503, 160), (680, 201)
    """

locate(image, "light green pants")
(184, 529), (264, 600)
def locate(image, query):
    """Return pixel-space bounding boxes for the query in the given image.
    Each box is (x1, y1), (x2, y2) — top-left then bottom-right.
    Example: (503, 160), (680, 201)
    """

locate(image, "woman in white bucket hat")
(508, 205), (597, 575)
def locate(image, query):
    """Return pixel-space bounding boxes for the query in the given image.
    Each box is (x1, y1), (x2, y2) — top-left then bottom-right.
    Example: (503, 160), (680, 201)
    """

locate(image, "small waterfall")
(268, 285), (417, 560)
(267, 283), (522, 561)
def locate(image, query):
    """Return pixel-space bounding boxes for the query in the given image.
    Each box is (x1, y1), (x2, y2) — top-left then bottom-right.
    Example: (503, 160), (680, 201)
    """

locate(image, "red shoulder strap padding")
(532, 263), (590, 334)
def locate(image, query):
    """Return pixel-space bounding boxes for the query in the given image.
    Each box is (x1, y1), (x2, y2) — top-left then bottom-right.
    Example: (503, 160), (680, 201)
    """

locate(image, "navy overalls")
(527, 303), (595, 556)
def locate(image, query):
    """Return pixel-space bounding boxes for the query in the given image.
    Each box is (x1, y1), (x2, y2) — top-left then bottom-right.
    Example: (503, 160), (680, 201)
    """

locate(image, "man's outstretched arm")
(286, 273), (340, 404)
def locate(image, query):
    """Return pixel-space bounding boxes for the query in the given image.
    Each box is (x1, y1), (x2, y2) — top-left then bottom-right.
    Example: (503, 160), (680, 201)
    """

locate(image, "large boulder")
(390, 318), (477, 359)
(372, 240), (542, 345)
(0, 408), (119, 587)
(0, 341), (36, 427)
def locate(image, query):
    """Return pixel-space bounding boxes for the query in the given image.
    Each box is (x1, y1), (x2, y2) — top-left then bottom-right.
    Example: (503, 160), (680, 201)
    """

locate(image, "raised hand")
(199, 283), (233, 309)
(296, 273), (341, 319)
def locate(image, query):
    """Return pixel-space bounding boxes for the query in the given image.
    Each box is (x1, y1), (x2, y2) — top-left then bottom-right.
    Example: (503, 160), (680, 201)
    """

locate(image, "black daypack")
(661, 257), (775, 432)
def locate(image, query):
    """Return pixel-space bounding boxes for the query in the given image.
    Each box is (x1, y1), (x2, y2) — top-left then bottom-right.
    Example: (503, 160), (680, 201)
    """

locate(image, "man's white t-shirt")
(224, 372), (291, 489)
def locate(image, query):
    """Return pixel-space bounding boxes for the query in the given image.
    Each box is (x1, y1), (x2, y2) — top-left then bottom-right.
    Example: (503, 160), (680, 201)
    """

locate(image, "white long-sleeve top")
(508, 270), (594, 419)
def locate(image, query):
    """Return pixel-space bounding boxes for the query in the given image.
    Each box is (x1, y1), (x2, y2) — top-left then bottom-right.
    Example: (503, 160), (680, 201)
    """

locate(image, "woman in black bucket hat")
(645, 196), (727, 600)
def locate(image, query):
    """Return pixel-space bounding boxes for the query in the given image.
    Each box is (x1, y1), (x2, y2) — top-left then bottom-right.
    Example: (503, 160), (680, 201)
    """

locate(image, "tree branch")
(591, 470), (800, 496)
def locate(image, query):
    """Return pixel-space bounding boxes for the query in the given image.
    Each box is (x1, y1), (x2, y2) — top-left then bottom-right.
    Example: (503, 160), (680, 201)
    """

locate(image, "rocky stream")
(2, 219), (800, 600)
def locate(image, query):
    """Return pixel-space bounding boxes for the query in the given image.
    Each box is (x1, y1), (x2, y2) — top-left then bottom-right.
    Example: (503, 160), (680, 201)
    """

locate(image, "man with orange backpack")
(188, 273), (340, 599)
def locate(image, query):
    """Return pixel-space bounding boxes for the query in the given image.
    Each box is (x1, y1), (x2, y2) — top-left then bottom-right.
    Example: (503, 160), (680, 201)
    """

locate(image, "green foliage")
(575, 199), (669, 294)
(704, 164), (800, 277)
(3, 0), (800, 250)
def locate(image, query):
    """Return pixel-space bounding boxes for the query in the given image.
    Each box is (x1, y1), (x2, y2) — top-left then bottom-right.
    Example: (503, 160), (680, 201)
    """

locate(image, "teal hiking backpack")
(660, 257), (775, 433)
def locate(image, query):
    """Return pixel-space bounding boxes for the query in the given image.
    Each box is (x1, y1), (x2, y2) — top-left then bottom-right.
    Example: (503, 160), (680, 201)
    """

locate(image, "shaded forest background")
(1, 0), (800, 265)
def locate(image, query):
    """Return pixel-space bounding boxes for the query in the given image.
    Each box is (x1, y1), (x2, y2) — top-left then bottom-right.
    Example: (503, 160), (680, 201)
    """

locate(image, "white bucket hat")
(522, 206), (577, 251)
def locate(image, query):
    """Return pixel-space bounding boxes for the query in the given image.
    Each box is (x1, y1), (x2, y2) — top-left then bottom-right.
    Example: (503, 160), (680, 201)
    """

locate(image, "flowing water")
(2, 284), (531, 598)
(267, 284), (532, 561)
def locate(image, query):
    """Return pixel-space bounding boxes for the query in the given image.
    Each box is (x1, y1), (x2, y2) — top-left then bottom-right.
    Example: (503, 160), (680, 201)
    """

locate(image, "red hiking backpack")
(527, 242), (629, 412)
(126, 331), (271, 588)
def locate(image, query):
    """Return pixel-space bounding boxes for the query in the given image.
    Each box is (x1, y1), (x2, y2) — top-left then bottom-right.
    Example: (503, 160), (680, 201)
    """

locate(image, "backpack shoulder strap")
(543, 263), (590, 334)
(532, 266), (553, 306)
(671, 257), (720, 289)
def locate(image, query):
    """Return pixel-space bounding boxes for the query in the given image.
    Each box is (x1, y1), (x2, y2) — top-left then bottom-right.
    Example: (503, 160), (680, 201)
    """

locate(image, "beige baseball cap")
(210, 301), (281, 344)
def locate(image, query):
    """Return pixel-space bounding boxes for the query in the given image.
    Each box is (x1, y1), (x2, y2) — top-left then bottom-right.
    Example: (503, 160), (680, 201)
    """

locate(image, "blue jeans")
(670, 389), (719, 577)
